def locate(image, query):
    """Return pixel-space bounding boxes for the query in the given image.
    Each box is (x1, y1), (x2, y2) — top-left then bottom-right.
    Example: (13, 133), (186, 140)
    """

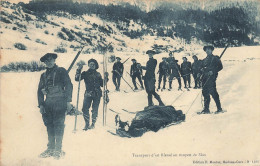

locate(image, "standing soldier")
(167, 52), (182, 90)
(200, 45), (223, 114)
(38, 53), (73, 159)
(191, 55), (202, 89)
(142, 50), (164, 107)
(180, 57), (192, 88)
(157, 57), (168, 91)
(112, 57), (124, 91)
(130, 59), (144, 90)
(75, 59), (106, 130)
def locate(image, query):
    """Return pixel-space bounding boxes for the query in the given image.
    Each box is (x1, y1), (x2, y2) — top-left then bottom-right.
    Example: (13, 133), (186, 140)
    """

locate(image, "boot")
(83, 117), (89, 130)
(215, 108), (224, 114)
(53, 149), (65, 160)
(148, 95), (154, 107)
(201, 108), (210, 114)
(89, 123), (95, 129)
(154, 94), (165, 106)
(39, 148), (54, 158)
(169, 82), (172, 90)
(83, 124), (89, 131)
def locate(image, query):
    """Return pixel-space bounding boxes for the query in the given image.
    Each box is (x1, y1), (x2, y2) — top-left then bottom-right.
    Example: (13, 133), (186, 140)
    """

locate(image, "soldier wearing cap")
(112, 57), (124, 91)
(191, 55), (202, 88)
(180, 57), (192, 88)
(167, 52), (182, 90)
(157, 57), (169, 90)
(200, 45), (223, 114)
(130, 59), (144, 90)
(38, 53), (73, 159)
(75, 59), (106, 130)
(141, 50), (164, 107)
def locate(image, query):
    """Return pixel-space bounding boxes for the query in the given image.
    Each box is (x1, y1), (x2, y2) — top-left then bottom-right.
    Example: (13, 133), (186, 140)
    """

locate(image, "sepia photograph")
(0, 0), (260, 165)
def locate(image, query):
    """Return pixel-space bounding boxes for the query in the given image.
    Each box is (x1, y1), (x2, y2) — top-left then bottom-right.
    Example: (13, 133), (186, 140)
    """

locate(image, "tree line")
(18, 0), (259, 47)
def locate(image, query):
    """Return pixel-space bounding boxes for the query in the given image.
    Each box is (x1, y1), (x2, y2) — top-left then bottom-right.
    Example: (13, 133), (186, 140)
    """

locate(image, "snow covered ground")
(1, 46), (260, 166)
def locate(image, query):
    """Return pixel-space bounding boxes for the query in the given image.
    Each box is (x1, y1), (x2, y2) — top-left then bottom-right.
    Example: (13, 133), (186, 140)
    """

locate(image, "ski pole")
(73, 69), (82, 133)
(126, 71), (142, 87)
(114, 70), (135, 92)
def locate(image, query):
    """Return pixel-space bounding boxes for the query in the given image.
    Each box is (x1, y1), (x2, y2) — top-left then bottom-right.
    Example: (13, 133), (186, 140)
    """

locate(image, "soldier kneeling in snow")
(38, 53), (73, 159)
(75, 59), (107, 130)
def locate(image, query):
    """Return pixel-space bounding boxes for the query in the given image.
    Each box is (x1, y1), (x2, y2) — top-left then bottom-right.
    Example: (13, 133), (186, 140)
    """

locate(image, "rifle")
(67, 46), (85, 73)
(122, 57), (130, 64)
(220, 44), (229, 59)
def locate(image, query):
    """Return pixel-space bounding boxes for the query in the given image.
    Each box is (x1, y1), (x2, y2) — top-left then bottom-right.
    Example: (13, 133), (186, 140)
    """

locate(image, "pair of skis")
(102, 44), (110, 126)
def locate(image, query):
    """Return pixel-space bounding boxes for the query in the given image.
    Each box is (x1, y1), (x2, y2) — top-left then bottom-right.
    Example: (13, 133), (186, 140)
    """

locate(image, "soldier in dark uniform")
(180, 57), (192, 88)
(75, 59), (106, 130)
(38, 53), (73, 159)
(191, 55), (202, 89)
(167, 52), (182, 90)
(112, 57), (124, 91)
(200, 46), (223, 114)
(157, 57), (168, 90)
(142, 50), (164, 107)
(130, 59), (144, 90)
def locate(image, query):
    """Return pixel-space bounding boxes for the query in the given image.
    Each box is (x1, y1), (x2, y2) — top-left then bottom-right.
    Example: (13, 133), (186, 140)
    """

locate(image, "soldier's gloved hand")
(77, 64), (83, 71)
(67, 102), (72, 112)
(208, 71), (213, 76)
(40, 105), (46, 114)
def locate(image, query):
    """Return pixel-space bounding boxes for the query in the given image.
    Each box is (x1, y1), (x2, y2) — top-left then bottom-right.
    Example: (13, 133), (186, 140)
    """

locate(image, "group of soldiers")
(37, 45), (223, 159)
(157, 52), (203, 91)
(111, 51), (204, 93)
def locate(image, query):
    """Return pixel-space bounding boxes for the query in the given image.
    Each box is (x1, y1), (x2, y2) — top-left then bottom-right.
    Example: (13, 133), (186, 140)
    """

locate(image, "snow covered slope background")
(1, 1), (260, 166)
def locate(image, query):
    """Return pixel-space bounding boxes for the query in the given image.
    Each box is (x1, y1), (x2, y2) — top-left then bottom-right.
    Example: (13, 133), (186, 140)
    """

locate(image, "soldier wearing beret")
(200, 46), (223, 114)
(75, 59), (107, 130)
(112, 57), (124, 91)
(142, 50), (164, 107)
(38, 53), (73, 159)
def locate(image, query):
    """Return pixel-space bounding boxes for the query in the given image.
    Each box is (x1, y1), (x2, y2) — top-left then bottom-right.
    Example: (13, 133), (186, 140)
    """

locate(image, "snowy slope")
(1, 46), (260, 166)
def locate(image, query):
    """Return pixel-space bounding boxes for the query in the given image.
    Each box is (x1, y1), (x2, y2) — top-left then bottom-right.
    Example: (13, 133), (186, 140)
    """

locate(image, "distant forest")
(19, 0), (260, 47)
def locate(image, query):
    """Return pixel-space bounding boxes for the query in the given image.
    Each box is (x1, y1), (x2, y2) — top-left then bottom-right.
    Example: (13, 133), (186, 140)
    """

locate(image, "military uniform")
(192, 59), (202, 88)
(38, 65), (73, 155)
(167, 57), (182, 89)
(112, 61), (124, 91)
(201, 54), (223, 112)
(157, 60), (168, 89)
(142, 57), (164, 106)
(130, 62), (144, 89)
(75, 68), (103, 129)
(181, 61), (192, 88)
